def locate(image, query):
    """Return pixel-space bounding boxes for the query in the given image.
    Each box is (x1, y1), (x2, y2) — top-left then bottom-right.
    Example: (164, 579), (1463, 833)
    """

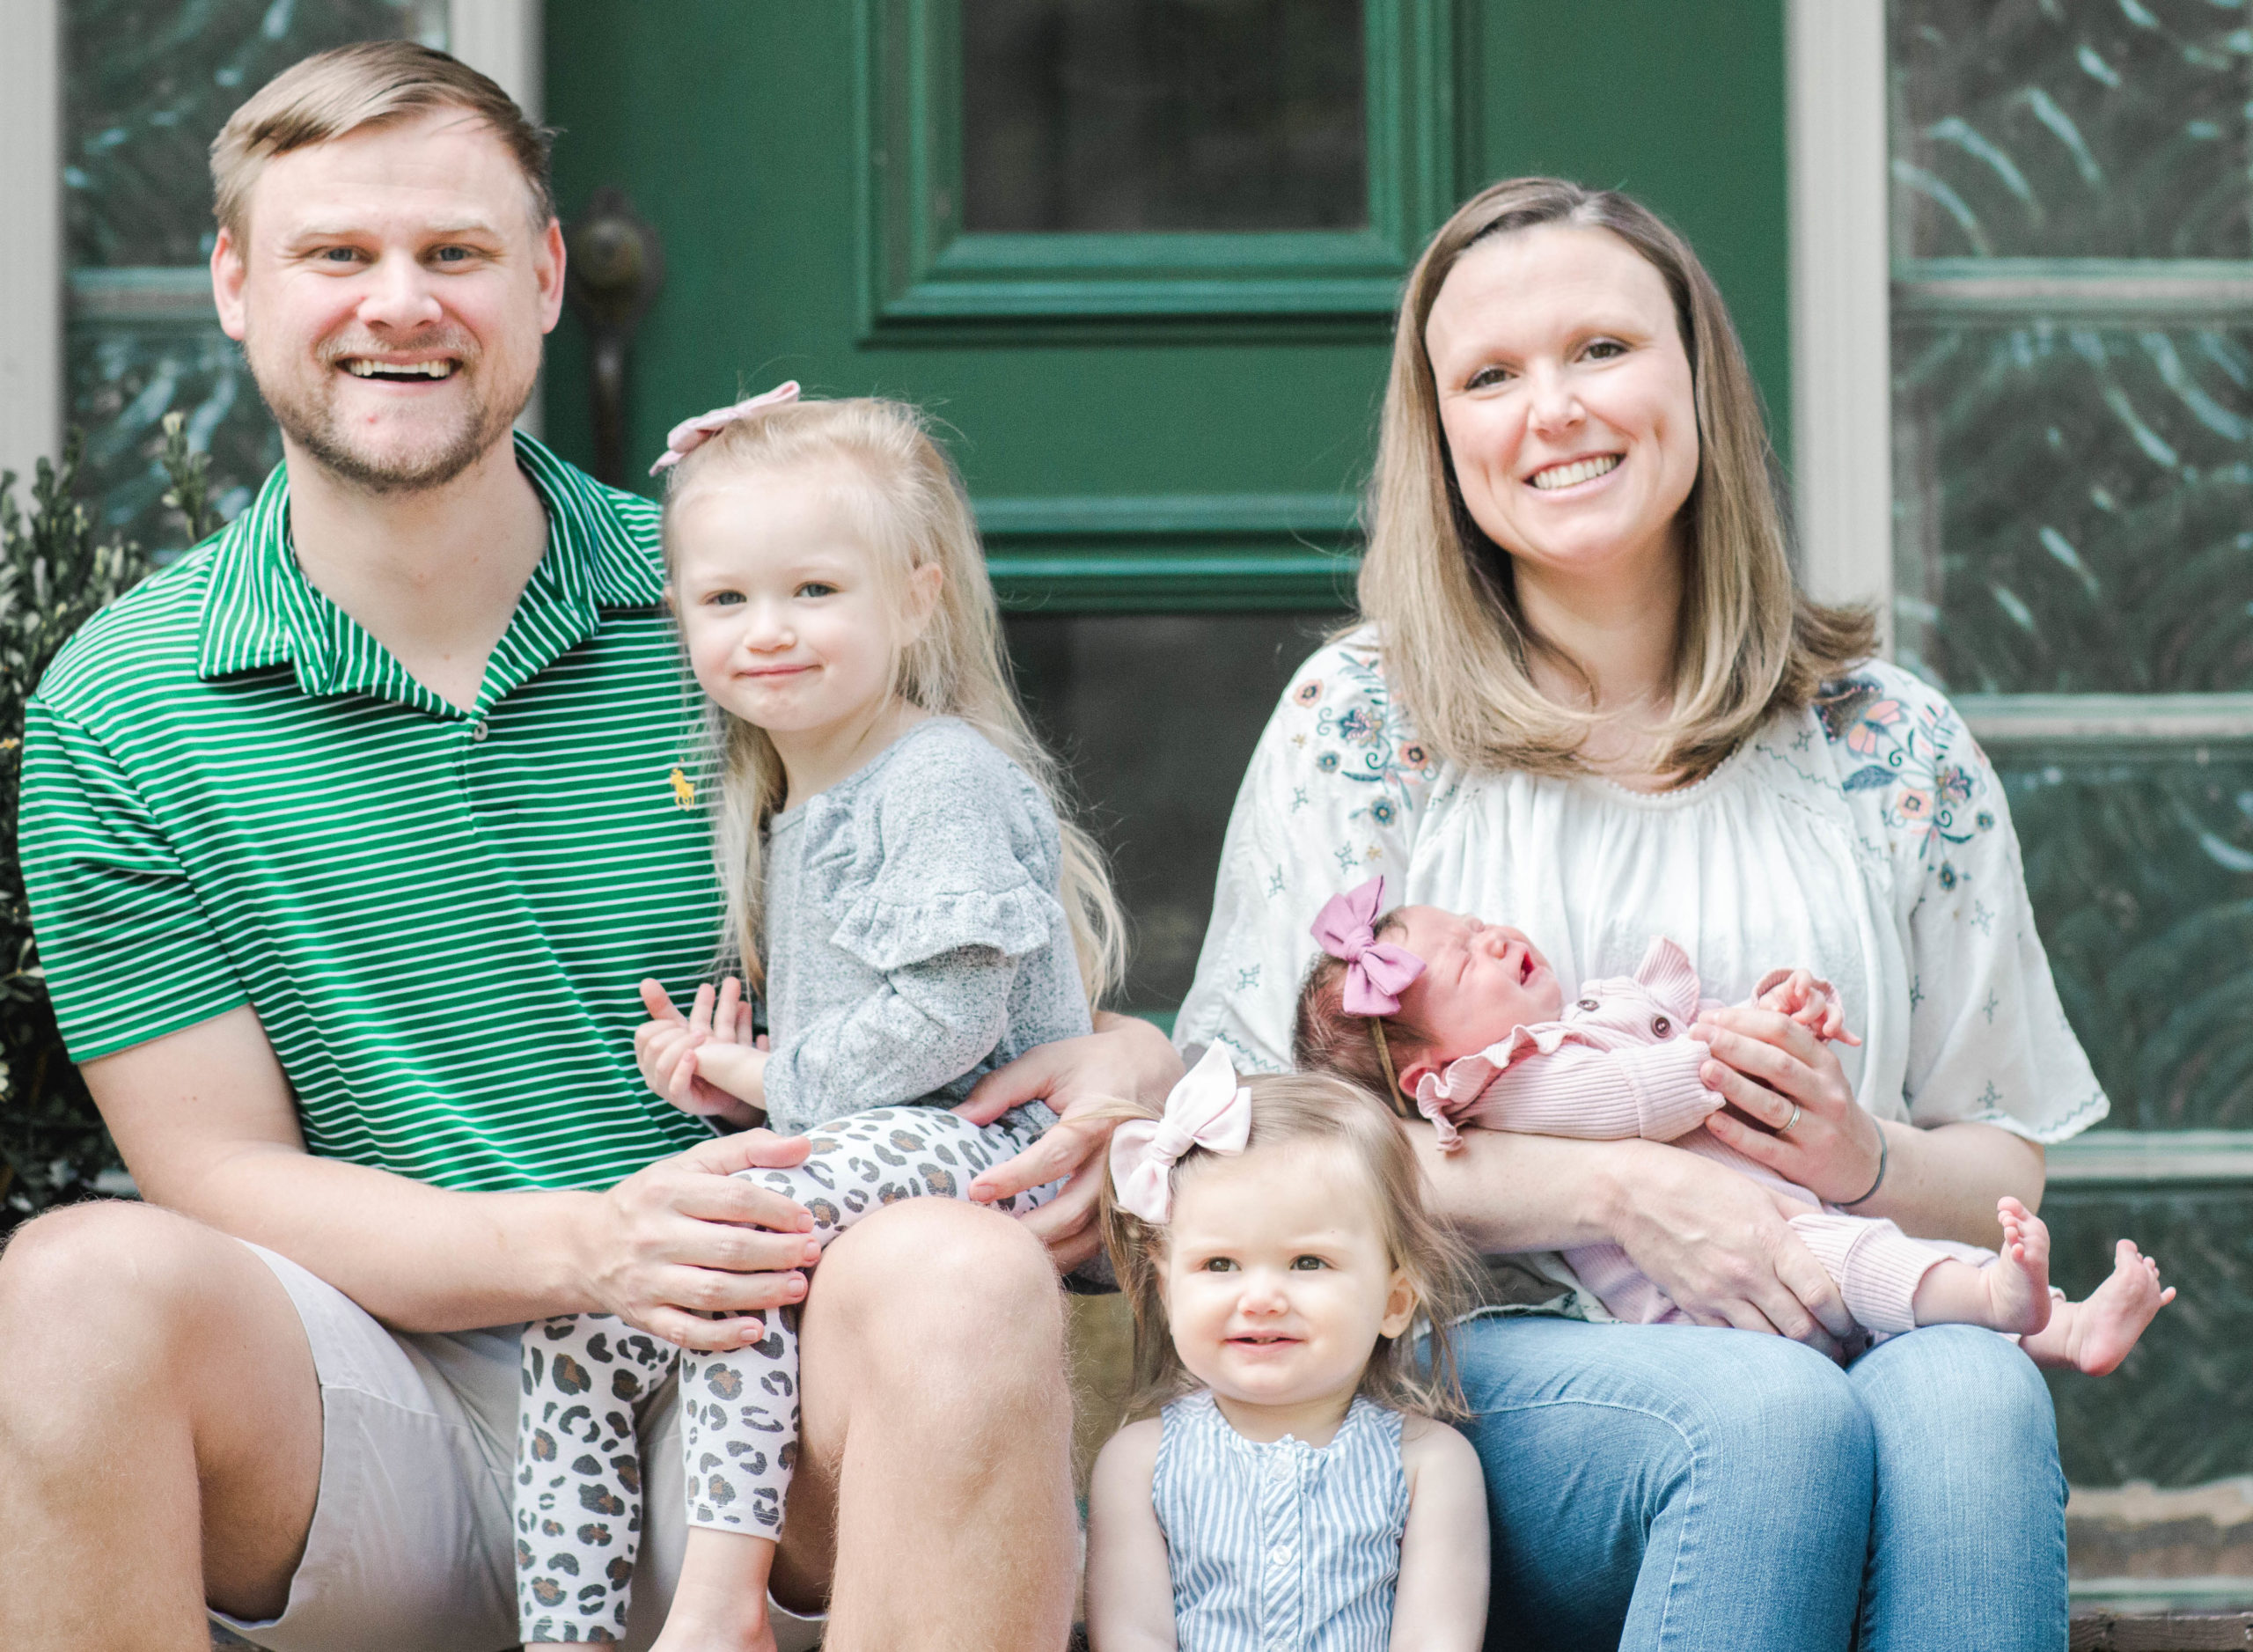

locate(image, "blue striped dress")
(1152, 1391), (1409, 1652)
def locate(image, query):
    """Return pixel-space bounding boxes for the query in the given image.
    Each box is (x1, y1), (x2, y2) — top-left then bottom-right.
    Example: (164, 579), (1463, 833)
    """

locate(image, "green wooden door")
(540, 0), (1789, 1017)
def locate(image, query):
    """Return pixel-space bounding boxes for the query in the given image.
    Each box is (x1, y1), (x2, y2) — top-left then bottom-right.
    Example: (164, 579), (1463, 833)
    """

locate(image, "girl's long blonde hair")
(1361, 177), (1875, 783)
(661, 396), (1124, 1005)
(1096, 1071), (1479, 1421)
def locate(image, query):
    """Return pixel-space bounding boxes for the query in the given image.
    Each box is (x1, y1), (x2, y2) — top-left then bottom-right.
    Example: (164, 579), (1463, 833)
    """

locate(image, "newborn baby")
(1291, 877), (2172, 1374)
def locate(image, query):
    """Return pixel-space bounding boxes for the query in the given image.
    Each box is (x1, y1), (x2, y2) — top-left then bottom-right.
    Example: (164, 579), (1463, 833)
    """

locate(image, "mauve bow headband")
(1311, 875), (1425, 1015)
(1310, 874), (1424, 1111)
(648, 380), (802, 475)
(1108, 1044), (1252, 1224)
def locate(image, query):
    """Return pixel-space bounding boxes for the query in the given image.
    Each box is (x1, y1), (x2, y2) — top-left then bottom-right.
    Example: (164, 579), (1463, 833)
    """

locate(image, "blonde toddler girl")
(513, 390), (1121, 1649)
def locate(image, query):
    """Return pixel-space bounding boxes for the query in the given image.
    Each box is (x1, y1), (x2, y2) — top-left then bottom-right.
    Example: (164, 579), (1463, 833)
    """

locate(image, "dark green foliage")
(0, 422), (209, 1232)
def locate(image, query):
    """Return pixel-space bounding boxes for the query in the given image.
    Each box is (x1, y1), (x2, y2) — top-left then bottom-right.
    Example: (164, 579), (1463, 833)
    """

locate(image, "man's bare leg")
(773, 1199), (1076, 1652)
(0, 1201), (322, 1651)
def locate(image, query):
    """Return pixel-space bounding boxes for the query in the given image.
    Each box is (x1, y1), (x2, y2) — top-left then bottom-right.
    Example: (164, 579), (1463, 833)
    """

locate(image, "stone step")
(2071, 1610), (2253, 1650)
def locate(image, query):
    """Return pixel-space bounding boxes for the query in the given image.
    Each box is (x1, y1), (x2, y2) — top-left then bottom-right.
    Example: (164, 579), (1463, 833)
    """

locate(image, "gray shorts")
(213, 1242), (825, 1652)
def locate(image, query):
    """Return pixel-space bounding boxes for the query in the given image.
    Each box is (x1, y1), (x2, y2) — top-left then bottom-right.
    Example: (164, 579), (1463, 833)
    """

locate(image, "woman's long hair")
(1360, 176), (1875, 782)
(661, 397), (1124, 1005)
(1095, 1071), (1479, 1421)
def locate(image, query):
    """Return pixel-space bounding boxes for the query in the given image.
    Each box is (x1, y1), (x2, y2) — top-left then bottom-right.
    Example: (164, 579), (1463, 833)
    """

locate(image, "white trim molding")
(0, 0), (63, 488)
(447, 0), (544, 122)
(1787, 0), (1892, 644)
(449, 0), (546, 437)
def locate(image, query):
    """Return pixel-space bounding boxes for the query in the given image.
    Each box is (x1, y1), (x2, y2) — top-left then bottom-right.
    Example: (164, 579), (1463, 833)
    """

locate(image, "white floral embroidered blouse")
(1177, 628), (2109, 1163)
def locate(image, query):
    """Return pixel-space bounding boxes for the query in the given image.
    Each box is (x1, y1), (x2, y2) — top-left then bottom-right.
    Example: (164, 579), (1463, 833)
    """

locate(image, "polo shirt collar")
(195, 433), (666, 709)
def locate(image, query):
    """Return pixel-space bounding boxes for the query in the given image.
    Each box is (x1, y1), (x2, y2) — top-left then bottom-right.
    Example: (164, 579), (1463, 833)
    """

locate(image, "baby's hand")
(635, 977), (765, 1127)
(1751, 968), (1863, 1047)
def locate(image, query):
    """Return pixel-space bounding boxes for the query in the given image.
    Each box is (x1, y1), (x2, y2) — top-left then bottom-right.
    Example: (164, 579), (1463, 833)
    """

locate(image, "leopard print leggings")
(513, 1103), (1053, 1644)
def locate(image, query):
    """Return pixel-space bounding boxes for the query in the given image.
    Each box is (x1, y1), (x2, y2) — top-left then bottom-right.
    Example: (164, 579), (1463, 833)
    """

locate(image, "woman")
(1172, 179), (2097, 1649)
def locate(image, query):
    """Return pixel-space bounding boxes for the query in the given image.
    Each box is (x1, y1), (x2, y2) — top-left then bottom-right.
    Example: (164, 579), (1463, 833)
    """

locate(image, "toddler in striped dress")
(1293, 876), (2176, 1369)
(1085, 1046), (1491, 1652)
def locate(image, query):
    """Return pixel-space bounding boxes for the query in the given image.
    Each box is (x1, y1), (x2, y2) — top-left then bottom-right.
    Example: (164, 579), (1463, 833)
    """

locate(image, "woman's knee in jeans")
(1662, 1331), (1873, 1493)
(1854, 1324), (2063, 1483)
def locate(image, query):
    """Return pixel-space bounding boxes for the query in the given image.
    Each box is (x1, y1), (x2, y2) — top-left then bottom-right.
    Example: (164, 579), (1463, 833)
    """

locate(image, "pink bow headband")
(649, 380), (802, 475)
(1109, 1044), (1251, 1224)
(1311, 875), (1424, 1016)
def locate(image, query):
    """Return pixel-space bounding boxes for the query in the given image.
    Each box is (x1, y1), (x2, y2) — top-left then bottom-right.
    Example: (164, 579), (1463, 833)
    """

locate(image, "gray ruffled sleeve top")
(758, 716), (1092, 1136)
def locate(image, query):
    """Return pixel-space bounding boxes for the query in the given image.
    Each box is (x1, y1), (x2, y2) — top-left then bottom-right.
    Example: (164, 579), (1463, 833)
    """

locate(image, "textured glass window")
(1890, 0), (2253, 1509)
(62, 0), (448, 542)
(961, 0), (1367, 233)
(1890, 0), (2252, 261)
(1005, 613), (1332, 1014)
(1890, 319), (2252, 694)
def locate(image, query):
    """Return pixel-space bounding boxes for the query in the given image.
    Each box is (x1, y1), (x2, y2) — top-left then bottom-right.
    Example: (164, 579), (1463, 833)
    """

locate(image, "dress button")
(1653, 1015), (1671, 1036)
(1577, 996), (1599, 1012)
(470, 719), (490, 742)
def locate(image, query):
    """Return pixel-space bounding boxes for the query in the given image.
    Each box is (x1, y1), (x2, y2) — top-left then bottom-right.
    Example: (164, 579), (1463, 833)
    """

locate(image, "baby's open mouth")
(1519, 952), (1535, 985)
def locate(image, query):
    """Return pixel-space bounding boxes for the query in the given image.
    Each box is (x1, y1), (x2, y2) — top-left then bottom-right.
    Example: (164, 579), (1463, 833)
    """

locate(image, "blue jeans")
(1455, 1317), (2067, 1651)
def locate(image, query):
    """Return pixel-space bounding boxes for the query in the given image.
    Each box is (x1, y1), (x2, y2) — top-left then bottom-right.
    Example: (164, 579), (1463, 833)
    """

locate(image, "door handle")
(564, 187), (665, 487)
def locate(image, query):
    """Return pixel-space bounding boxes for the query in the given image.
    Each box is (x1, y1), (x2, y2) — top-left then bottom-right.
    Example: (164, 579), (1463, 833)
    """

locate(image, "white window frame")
(0, 0), (544, 487)
(1787, 0), (2253, 1200)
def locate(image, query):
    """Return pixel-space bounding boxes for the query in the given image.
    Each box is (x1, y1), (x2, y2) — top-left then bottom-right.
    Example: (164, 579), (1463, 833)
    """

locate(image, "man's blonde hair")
(210, 40), (554, 241)
(1360, 177), (1875, 783)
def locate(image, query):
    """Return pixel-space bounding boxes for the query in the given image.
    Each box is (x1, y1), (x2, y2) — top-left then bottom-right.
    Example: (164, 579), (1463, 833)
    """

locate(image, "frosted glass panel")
(65, 0), (449, 268)
(2005, 750), (2253, 1133)
(2047, 1186), (2253, 1486)
(1890, 0), (2253, 261)
(1891, 319), (2253, 694)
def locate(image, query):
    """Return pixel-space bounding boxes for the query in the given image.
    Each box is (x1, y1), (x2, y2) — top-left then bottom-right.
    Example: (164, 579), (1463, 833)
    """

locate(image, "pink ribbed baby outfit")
(1413, 936), (1993, 1335)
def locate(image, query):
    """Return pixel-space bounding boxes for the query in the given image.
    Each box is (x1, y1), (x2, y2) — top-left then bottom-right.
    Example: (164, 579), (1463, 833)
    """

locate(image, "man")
(0, 42), (1175, 1652)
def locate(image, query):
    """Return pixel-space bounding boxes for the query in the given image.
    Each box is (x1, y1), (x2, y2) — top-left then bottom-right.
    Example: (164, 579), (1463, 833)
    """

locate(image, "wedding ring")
(1780, 1104), (1802, 1135)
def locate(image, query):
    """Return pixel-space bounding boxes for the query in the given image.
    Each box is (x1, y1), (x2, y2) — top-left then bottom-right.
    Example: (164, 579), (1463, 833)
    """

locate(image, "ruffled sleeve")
(758, 722), (1072, 1124)
(1819, 661), (2109, 1142)
(826, 727), (1063, 971)
(1175, 629), (1438, 1073)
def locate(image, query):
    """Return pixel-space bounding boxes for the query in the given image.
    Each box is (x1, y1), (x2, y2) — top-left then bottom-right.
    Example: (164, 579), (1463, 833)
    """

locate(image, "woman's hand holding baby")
(1692, 1004), (1889, 1207)
(1604, 1140), (1857, 1355)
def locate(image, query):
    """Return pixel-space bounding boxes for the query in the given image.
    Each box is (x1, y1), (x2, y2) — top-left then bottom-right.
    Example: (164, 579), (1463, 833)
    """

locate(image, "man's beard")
(253, 337), (532, 496)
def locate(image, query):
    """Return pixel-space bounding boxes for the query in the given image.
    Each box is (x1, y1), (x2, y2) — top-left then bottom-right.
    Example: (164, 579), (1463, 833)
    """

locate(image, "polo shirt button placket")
(471, 717), (491, 742)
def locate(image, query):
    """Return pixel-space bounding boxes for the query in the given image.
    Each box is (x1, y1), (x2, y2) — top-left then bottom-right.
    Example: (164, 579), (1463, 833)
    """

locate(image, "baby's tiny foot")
(2044, 1240), (2176, 1377)
(1982, 1196), (2055, 1337)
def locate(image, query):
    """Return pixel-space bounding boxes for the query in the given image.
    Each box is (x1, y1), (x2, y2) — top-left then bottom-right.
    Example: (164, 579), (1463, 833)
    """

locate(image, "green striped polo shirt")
(21, 434), (722, 1191)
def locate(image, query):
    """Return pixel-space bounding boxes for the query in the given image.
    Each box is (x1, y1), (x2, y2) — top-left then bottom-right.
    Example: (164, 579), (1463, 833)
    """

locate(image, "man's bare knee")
(0, 1200), (217, 1345)
(808, 1200), (1063, 1380)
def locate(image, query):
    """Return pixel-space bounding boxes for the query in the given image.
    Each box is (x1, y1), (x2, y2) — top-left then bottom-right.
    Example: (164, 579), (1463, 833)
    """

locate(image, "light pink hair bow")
(648, 380), (802, 475)
(1310, 875), (1424, 1015)
(1109, 1044), (1251, 1224)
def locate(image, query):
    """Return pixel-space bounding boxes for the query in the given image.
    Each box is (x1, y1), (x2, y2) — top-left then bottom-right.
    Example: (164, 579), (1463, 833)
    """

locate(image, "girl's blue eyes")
(1198, 1256), (1328, 1272)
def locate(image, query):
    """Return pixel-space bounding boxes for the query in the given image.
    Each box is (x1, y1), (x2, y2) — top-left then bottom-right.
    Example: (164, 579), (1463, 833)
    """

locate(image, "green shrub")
(1, 415), (215, 1234)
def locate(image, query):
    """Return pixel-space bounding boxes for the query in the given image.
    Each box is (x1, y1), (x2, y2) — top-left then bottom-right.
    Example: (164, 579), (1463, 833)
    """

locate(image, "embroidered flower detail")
(1333, 706), (1378, 744)
(1293, 679), (1323, 706)
(1976, 811), (1995, 831)
(1400, 742), (1430, 770)
(1897, 789), (1935, 823)
(1317, 751), (1341, 773)
(1937, 863), (1958, 891)
(1369, 798), (1397, 826)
